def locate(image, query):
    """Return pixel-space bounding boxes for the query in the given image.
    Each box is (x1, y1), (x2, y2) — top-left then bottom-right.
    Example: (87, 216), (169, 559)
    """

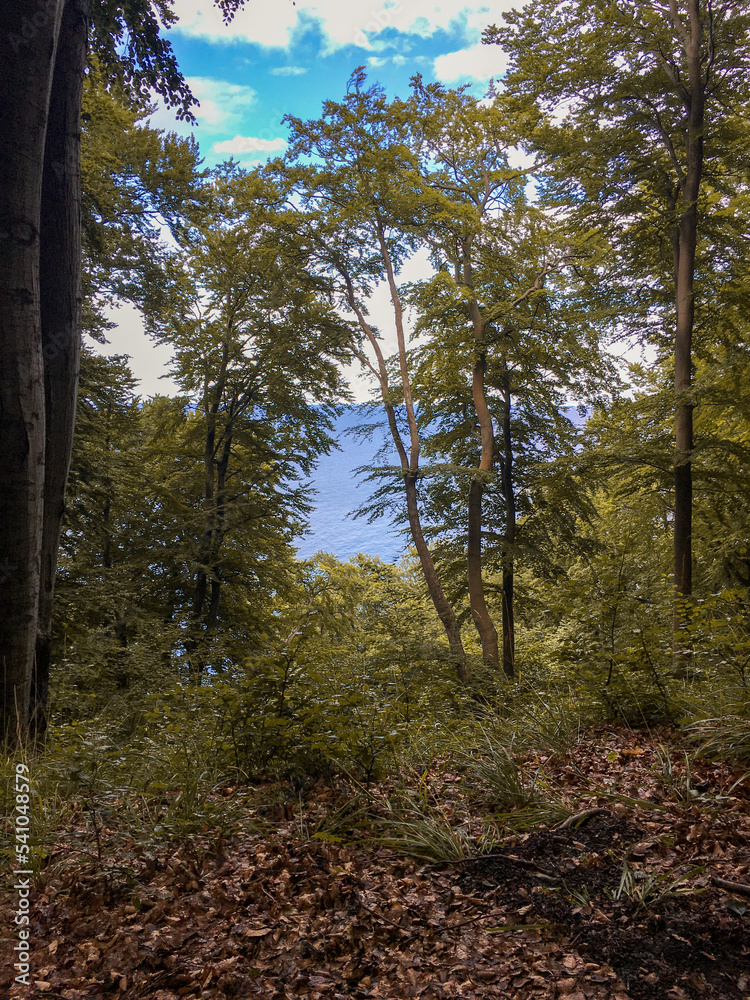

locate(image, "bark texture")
(32, 0), (88, 736)
(0, 0), (65, 743)
(670, 0), (705, 662)
(499, 373), (516, 678)
(463, 242), (500, 669)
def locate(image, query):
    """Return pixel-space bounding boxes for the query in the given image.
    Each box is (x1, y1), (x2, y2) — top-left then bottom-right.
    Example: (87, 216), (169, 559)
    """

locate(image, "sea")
(294, 405), (404, 563)
(295, 403), (587, 564)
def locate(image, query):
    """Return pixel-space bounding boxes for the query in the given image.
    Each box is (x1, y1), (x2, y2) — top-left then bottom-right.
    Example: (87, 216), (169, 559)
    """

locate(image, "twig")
(357, 900), (412, 933)
(437, 907), (508, 933)
(711, 877), (750, 898)
(407, 906), (526, 940)
(598, 792), (667, 811)
(556, 807), (610, 830)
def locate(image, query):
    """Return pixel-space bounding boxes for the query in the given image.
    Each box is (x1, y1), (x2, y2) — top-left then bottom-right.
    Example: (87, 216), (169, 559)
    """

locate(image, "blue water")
(295, 406), (405, 563)
(296, 404), (587, 563)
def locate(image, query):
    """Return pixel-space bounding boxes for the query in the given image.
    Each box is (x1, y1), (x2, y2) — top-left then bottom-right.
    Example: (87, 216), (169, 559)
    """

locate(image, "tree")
(0, 0), (244, 742)
(488, 0), (750, 660)
(398, 79), (611, 676)
(80, 62), (206, 338)
(281, 71), (471, 681)
(152, 164), (354, 674)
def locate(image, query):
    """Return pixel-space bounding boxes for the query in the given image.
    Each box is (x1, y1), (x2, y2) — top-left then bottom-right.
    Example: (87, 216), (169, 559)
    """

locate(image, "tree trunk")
(464, 243), (500, 668)
(467, 479), (499, 665)
(32, 0), (88, 737)
(188, 353), (233, 675)
(403, 472), (469, 680)
(671, 0), (704, 668)
(0, 0), (64, 744)
(201, 424), (232, 645)
(342, 261), (469, 682)
(499, 372), (516, 678)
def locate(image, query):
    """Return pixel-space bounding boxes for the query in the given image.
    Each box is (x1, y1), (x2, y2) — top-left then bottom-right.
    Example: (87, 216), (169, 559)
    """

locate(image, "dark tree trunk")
(200, 424), (231, 648)
(187, 352), (234, 675)
(464, 244), (500, 669)
(0, 0), (64, 744)
(671, 0), (704, 667)
(467, 479), (499, 665)
(499, 373), (516, 678)
(31, 0), (88, 737)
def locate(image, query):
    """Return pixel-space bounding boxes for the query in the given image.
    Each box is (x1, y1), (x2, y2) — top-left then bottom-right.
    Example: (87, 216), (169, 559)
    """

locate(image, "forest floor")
(2, 724), (750, 1000)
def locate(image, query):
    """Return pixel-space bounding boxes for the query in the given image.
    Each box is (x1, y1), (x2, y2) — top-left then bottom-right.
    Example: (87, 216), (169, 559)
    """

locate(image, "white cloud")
(433, 41), (507, 83)
(97, 303), (180, 398)
(187, 77), (257, 130)
(171, 0), (517, 55)
(270, 65), (307, 76)
(212, 135), (287, 155)
(171, 0), (299, 48)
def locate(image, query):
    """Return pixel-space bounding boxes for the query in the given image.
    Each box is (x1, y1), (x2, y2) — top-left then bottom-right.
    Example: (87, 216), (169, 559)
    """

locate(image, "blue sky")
(103, 1), (517, 396)
(150, 0), (515, 167)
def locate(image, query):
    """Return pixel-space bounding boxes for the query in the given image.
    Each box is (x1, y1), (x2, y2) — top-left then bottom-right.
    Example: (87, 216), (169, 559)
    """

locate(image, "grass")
(612, 861), (706, 909)
(684, 716), (750, 762)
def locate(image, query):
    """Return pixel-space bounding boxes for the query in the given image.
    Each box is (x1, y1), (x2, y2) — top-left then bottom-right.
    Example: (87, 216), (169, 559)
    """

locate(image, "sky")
(97, 0), (518, 397)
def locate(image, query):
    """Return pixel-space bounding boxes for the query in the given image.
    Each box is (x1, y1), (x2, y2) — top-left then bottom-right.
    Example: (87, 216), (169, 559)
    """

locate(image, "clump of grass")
(498, 688), (582, 756)
(463, 743), (536, 808)
(378, 814), (474, 863)
(684, 716), (750, 762)
(612, 861), (705, 910)
(455, 728), (545, 807)
(451, 728), (573, 831)
(369, 781), (475, 863)
(491, 800), (572, 832)
(652, 744), (698, 802)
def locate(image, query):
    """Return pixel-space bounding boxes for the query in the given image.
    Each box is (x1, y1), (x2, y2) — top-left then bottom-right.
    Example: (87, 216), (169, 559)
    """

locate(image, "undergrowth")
(2, 627), (749, 884)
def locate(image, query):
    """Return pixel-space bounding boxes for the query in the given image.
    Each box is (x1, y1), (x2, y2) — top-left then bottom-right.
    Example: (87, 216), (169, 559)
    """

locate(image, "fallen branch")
(711, 877), (750, 898)
(357, 899), (412, 932)
(556, 807), (609, 830)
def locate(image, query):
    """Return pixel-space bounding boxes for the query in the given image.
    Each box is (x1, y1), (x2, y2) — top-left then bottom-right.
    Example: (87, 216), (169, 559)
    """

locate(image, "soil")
(456, 810), (750, 1000)
(2, 724), (750, 999)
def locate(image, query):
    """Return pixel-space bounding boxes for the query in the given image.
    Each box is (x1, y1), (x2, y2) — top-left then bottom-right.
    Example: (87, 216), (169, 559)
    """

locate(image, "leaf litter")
(2, 724), (750, 1000)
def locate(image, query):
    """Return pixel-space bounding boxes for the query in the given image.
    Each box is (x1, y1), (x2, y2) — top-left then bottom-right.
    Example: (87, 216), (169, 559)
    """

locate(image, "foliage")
(80, 63), (206, 338)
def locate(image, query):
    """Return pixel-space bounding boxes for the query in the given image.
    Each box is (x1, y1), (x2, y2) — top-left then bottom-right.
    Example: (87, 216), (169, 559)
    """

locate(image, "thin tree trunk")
(463, 241), (500, 668)
(187, 348), (227, 674)
(467, 480), (499, 665)
(671, 0), (704, 668)
(202, 421), (232, 642)
(403, 472), (468, 678)
(188, 349), (236, 675)
(32, 0), (88, 736)
(341, 268), (469, 681)
(0, 0), (64, 744)
(499, 372), (516, 678)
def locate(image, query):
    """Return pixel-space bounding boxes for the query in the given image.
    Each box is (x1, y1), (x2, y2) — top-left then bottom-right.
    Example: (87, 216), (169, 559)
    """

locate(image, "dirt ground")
(2, 725), (749, 999)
